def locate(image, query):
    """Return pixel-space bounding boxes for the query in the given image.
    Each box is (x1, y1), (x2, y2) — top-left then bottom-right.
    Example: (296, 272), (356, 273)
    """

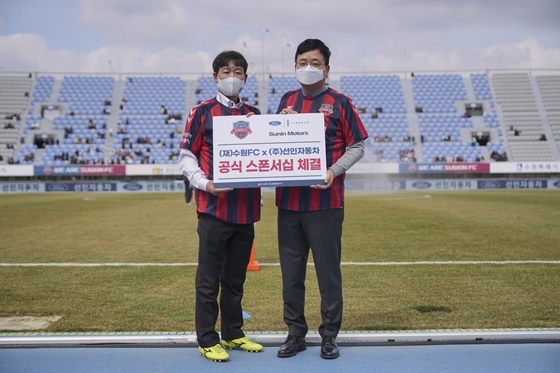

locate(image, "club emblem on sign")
(231, 120), (252, 139)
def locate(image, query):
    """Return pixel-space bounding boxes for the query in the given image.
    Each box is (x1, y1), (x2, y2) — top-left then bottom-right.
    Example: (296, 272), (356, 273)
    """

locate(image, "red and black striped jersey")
(180, 98), (262, 224)
(275, 87), (368, 211)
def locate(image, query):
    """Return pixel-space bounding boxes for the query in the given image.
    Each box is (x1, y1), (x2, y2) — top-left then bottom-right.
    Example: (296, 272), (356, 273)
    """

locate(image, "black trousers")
(183, 179), (192, 203)
(277, 208), (344, 338)
(195, 214), (254, 347)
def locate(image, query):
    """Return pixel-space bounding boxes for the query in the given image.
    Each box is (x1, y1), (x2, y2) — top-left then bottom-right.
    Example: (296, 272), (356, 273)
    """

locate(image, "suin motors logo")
(230, 120), (252, 139)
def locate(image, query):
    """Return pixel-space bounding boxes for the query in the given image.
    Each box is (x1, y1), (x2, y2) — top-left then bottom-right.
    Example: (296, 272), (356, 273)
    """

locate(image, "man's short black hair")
(294, 39), (331, 66)
(212, 50), (248, 74)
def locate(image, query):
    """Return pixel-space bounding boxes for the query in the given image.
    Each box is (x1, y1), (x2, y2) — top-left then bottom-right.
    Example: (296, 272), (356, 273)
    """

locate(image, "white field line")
(0, 260), (559, 267)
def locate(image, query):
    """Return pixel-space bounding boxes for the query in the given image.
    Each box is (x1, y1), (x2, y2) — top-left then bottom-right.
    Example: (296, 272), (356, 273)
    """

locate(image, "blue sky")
(1, 0), (559, 75)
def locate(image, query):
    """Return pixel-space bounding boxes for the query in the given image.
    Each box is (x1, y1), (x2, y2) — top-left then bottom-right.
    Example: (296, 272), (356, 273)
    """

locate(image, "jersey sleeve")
(342, 96), (369, 146)
(179, 104), (204, 155)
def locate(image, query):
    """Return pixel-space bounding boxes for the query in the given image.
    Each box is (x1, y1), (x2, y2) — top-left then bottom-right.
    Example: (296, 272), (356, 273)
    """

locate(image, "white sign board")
(212, 113), (327, 188)
(490, 161), (560, 174)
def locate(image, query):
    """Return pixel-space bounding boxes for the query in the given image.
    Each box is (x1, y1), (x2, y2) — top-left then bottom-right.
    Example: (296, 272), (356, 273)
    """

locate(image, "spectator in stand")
(490, 150), (508, 162)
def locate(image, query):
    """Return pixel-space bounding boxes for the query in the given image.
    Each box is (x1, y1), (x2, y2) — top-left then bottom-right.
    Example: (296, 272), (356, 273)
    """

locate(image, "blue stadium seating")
(413, 74), (466, 114)
(471, 73), (493, 100)
(341, 75), (406, 114)
(3, 70), (559, 166)
(58, 76), (115, 115)
(31, 75), (54, 104)
(122, 76), (185, 116)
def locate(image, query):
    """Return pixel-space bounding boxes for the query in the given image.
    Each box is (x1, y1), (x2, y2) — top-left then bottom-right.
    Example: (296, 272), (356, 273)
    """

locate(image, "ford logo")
(480, 181), (501, 189)
(47, 184), (69, 191)
(412, 181), (431, 189)
(553, 180), (560, 188)
(123, 183), (143, 191)
(268, 121), (281, 126)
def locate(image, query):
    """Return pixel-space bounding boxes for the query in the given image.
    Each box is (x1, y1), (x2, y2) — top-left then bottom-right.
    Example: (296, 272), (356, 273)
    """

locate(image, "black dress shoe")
(277, 335), (306, 358)
(320, 336), (340, 359)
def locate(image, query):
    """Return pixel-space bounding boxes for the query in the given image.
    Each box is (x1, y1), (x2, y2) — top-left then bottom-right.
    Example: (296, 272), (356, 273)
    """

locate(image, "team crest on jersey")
(231, 120), (252, 139)
(319, 104), (333, 116)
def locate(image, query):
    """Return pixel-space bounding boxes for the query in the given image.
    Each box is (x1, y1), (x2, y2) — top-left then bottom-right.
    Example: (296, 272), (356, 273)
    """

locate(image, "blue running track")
(1, 331), (559, 373)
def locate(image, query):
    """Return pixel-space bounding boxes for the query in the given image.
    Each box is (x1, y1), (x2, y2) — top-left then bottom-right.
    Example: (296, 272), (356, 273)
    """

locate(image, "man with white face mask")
(178, 50), (263, 362)
(275, 39), (368, 360)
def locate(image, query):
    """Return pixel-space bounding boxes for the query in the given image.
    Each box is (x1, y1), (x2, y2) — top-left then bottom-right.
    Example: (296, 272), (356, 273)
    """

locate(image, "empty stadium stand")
(492, 73), (556, 161)
(1, 70), (559, 166)
(537, 75), (560, 157)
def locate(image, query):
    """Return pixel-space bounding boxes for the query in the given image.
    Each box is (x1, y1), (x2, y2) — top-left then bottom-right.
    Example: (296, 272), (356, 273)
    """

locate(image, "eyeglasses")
(296, 61), (325, 69)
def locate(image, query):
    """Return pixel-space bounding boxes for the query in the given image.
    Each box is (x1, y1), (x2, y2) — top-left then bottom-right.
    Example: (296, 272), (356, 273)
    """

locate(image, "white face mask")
(296, 65), (325, 85)
(217, 77), (245, 97)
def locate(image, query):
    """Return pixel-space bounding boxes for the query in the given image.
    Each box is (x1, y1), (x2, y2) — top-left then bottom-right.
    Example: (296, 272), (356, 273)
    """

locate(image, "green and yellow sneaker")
(199, 343), (230, 362)
(222, 337), (264, 353)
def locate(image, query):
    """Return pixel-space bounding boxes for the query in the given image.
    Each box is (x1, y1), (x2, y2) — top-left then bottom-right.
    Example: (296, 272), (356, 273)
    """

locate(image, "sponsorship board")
(1, 179), (557, 193)
(345, 179), (405, 190)
(406, 179), (478, 190)
(477, 179), (548, 189)
(46, 182), (118, 192)
(35, 165), (126, 176)
(400, 163), (490, 174)
(443, 163), (490, 173)
(116, 181), (185, 192)
(35, 165), (81, 176)
(80, 165), (126, 175)
(126, 164), (182, 176)
(0, 181), (185, 193)
(400, 163), (445, 174)
(0, 165), (34, 177)
(490, 162), (560, 173)
(0, 182), (45, 193)
(211, 113), (327, 188)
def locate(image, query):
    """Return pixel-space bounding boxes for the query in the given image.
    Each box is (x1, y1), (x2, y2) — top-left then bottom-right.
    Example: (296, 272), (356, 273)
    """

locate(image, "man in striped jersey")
(275, 39), (368, 360)
(178, 50), (263, 362)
